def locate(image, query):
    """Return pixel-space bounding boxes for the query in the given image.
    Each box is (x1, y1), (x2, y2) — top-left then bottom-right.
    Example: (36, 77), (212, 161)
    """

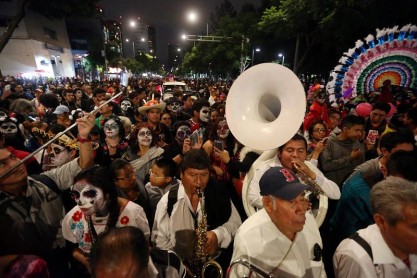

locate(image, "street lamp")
(126, 38), (135, 59)
(278, 53), (285, 65)
(251, 48), (260, 66)
(186, 10), (208, 36)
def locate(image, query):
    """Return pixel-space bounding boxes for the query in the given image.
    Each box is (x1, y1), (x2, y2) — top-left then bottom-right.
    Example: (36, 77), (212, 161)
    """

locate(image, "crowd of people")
(0, 74), (416, 278)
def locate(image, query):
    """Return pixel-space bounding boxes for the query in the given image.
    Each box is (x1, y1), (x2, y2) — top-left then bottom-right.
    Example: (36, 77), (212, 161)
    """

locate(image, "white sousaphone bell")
(225, 63), (328, 227)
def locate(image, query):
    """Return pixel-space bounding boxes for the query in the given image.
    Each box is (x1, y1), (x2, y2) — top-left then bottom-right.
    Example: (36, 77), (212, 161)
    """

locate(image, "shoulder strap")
(349, 232), (375, 264)
(30, 174), (60, 194)
(167, 184), (179, 218)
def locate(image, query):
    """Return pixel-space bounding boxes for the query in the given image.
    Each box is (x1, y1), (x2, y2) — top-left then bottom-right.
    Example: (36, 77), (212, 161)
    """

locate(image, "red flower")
(120, 216), (129, 225)
(72, 211), (83, 222)
(84, 232), (91, 243)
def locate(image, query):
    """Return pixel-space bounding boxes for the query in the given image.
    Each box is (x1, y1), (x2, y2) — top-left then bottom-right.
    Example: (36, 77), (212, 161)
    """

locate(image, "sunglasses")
(70, 189), (98, 200)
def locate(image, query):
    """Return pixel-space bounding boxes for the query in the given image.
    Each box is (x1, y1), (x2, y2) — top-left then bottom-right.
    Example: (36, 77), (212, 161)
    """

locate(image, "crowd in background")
(0, 72), (417, 278)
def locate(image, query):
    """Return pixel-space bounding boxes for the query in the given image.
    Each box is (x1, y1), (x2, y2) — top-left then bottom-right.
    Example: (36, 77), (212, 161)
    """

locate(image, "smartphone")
(214, 140), (224, 151)
(367, 130), (379, 145)
(4, 85), (11, 91)
(189, 130), (199, 147)
(321, 137), (329, 145)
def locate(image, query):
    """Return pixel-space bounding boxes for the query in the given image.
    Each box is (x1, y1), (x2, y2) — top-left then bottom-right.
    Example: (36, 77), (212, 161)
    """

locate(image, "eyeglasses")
(70, 189), (98, 200)
(149, 169), (166, 179)
(162, 117), (171, 120)
(313, 128), (326, 133)
(115, 171), (135, 181)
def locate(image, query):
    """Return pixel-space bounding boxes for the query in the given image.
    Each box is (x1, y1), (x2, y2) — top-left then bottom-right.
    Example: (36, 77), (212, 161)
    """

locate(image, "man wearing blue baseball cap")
(229, 166), (326, 277)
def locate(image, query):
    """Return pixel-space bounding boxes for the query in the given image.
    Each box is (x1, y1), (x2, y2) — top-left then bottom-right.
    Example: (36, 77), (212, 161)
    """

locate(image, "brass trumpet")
(292, 162), (325, 196)
(227, 258), (273, 278)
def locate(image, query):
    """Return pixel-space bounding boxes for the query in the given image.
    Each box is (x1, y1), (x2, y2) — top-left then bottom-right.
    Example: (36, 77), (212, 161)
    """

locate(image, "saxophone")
(192, 187), (223, 278)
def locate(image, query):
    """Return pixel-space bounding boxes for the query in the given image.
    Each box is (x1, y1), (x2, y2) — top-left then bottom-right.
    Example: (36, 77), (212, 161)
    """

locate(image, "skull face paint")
(137, 127), (152, 147)
(216, 120), (230, 139)
(120, 100), (132, 112)
(167, 102), (181, 113)
(175, 125), (191, 143)
(0, 122), (18, 134)
(199, 106), (210, 123)
(0, 111), (7, 121)
(49, 142), (72, 166)
(103, 119), (119, 138)
(71, 181), (106, 216)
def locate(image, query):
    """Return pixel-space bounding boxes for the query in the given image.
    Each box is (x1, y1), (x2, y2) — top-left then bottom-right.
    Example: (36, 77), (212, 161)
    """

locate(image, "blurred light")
(181, 34), (187, 40)
(141, 37), (145, 42)
(130, 21), (136, 27)
(187, 11), (197, 22)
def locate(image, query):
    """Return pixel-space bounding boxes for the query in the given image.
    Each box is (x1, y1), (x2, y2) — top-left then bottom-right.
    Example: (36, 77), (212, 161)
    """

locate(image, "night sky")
(101, 0), (261, 64)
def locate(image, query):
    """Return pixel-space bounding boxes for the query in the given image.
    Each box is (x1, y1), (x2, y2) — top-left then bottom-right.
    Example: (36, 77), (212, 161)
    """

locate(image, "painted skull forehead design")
(0, 121), (18, 134)
(199, 106), (210, 123)
(138, 127), (152, 147)
(120, 100), (132, 112)
(216, 119), (230, 139)
(176, 125), (191, 142)
(49, 142), (72, 166)
(167, 102), (181, 113)
(71, 181), (105, 216)
(0, 111), (7, 121)
(103, 119), (119, 138)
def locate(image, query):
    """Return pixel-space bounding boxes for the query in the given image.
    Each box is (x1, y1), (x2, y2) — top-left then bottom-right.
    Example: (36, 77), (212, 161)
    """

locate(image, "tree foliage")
(180, 0), (262, 78)
(258, 0), (417, 75)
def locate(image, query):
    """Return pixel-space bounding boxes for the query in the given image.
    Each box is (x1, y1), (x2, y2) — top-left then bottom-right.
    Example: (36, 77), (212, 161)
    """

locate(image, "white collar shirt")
(334, 224), (417, 278)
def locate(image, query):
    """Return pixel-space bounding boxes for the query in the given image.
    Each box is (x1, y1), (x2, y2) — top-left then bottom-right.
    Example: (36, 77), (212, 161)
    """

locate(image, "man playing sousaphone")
(152, 149), (241, 277)
(248, 134), (340, 220)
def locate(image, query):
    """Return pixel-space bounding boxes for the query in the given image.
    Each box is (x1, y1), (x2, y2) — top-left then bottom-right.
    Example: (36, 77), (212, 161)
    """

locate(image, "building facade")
(0, 0), (75, 78)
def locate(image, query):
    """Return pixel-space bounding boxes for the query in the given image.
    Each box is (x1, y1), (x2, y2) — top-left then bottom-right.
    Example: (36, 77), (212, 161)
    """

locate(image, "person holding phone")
(306, 120), (328, 165)
(202, 117), (247, 220)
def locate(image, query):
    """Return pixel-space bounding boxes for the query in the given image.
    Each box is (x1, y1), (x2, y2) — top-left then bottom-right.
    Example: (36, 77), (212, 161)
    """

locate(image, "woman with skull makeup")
(202, 117), (248, 220)
(123, 122), (164, 187)
(62, 165), (150, 275)
(119, 97), (136, 124)
(0, 116), (29, 152)
(162, 121), (192, 165)
(94, 115), (129, 167)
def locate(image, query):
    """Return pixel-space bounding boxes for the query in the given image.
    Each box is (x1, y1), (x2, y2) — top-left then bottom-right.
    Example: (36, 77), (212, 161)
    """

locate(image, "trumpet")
(227, 258), (273, 278)
(0, 91), (124, 179)
(292, 161), (325, 196)
(292, 161), (329, 227)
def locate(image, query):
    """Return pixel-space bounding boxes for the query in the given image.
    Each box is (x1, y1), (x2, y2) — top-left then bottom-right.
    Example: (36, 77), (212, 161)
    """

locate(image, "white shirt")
(333, 224), (417, 278)
(62, 201), (150, 254)
(230, 209), (326, 278)
(152, 183), (241, 258)
(248, 156), (340, 209)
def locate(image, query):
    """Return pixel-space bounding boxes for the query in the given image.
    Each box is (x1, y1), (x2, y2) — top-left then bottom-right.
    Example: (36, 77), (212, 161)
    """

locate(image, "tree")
(258, 0), (417, 75)
(180, 1), (262, 77)
(0, 0), (99, 54)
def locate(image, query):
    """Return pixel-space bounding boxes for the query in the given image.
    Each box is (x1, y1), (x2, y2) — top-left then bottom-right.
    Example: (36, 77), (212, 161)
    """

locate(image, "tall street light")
(251, 48), (260, 66)
(126, 38), (135, 59)
(278, 53), (285, 65)
(186, 10), (208, 36)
